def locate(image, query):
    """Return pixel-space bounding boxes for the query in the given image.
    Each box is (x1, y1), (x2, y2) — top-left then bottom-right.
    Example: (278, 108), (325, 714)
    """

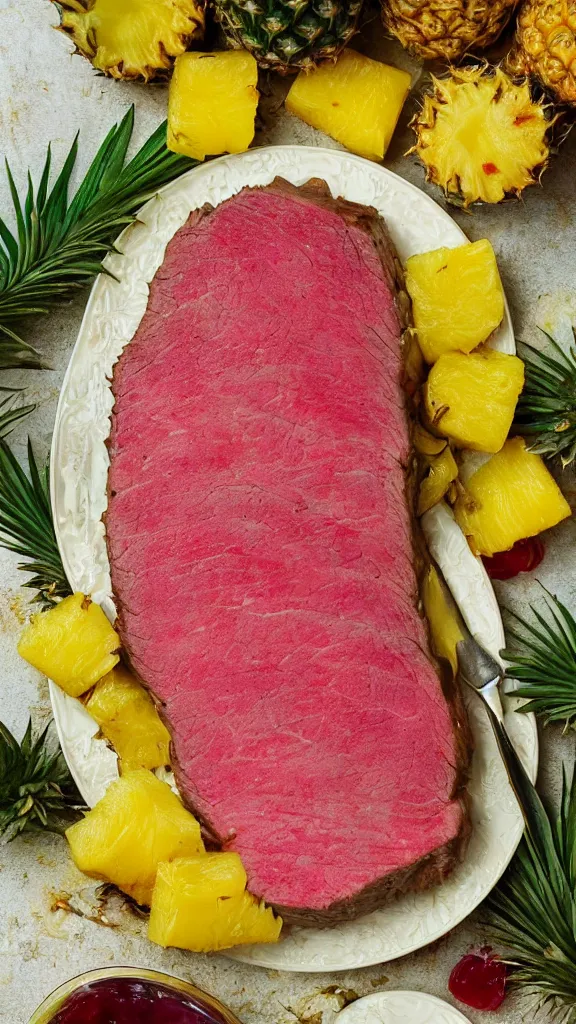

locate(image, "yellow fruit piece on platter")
(424, 348), (525, 453)
(66, 769), (204, 906)
(455, 437), (571, 556)
(418, 446), (459, 516)
(421, 565), (463, 676)
(17, 592), (120, 697)
(405, 240), (505, 364)
(285, 49), (411, 162)
(168, 51), (258, 161)
(86, 665), (171, 772)
(149, 854), (282, 951)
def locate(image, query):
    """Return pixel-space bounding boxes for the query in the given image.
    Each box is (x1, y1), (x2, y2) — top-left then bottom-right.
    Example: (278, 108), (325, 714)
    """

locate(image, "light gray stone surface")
(0, 1), (575, 1022)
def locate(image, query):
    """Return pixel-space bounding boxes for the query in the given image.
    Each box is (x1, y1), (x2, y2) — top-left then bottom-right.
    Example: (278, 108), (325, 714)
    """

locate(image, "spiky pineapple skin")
(411, 65), (553, 207)
(213, 0), (363, 72)
(381, 0), (519, 61)
(507, 0), (576, 106)
(54, 0), (204, 82)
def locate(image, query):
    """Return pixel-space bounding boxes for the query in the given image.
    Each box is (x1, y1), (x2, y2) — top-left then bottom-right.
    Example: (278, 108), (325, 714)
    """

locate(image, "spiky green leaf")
(0, 108), (197, 369)
(515, 330), (576, 467)
(0, 717), (84, 842)
(503, 590), (576, 728)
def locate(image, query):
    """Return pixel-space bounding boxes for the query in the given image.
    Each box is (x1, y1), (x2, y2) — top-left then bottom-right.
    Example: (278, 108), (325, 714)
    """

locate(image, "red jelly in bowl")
(29, 970), (241, 1024)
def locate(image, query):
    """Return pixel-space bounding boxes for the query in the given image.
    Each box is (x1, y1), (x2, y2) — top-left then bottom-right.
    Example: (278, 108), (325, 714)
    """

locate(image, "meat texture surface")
(107, 179), (470, 924)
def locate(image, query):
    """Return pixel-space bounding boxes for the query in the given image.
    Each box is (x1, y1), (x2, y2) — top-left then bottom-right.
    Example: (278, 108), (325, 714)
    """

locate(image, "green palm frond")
(503, 590), (576, 728)
(0, 717), (84, 842)
(515, 330), (576, 467)
(0, 107), (197, 369)
(0, 437), (71, 604)
(0, 388), (35, 437)
(487, 765), (576, 1021)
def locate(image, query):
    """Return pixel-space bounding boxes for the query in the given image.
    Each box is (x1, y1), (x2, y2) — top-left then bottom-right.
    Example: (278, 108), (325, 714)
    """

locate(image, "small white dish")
(337, 991), (472, 1024)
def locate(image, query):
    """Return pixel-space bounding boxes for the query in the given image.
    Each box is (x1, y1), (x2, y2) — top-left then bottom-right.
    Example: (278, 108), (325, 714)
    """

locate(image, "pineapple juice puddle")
(29, 970), (241, 1024)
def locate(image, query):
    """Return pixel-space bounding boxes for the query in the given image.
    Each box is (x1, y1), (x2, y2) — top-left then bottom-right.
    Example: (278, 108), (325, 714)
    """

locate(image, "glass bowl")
(28, 967), (242, 1024)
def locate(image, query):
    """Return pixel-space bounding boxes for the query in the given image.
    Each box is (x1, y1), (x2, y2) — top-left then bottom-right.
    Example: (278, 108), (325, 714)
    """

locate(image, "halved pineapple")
(55, 0), (204, 82)
(455, 437), (571, 556)
(17, 593), (119, 697)
(418, 446), (459, 516)
(168, 51), (258, 161)
(66, 770), (204, 905)
(285, 49), (411, 162)
(405, 240), (505, 364)
(422, 565), (463, 676)
(424, 348), (525, 453)
(149, 854), (282, 951)
(86, 666), (171, 772)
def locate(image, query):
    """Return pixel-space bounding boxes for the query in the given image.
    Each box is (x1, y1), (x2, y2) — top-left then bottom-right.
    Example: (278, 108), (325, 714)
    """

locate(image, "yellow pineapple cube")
(425, 348), (525, 453)
(285, 49), (411, 162)
(405, 240), (505, 364)
(168, 51), (258, 161)
(422, 566), (463, 676)
(86, 666), (171, 772)
(66, 770), (204, 905)
(149, 854), (282, 951)
(455, 437), (571, 556)
(17, 592), (120, 698)
(418, 446), (459, 516)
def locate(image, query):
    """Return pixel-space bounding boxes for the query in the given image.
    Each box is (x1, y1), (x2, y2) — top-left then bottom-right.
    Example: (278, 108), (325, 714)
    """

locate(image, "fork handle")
(480, 696), (542, 832)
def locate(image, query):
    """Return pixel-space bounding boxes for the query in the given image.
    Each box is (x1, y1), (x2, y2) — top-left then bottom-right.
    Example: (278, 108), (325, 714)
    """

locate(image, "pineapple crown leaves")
(486, 764), (576, 1022)
(0, 106), (197, 369)
(0, 435), (71, 605)
(515, 329), (576, 467)
(503, 588), (576, 729)
(0, 717), (85, 843)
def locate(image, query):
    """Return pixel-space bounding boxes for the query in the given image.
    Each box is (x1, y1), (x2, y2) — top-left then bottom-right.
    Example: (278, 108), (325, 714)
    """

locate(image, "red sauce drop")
(49, 978), (232, 1024)
(483, 536), (545, 580)
(482, 162), (500, 175)
(449, 949), (508, 1011)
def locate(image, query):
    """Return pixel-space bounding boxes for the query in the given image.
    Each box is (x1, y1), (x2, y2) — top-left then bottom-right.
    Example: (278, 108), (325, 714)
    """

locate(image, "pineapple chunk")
(418, 446), (459, 516)
(422, 565), (463, 676)
(168, 51), (258, 161)
(66, 770), (204, 905)
(413, 422), (447, 457)
(285, 49), (411, 162)
(17, 593), (120, 698)
(405, 240), (505, 364)
(86, 666), (170, 772)
(455, 437), (571, 556)
(149, 854), (282, 951)
(425, 348), (525, 453)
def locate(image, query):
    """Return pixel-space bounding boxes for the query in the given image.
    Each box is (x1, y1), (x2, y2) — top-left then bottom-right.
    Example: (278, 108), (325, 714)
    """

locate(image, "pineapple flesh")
(507, 0), (576, 107)
(422, 565), (463, 676)
(66, 769), (204, 905)
(149, 854), (282, 951)
(405, 240), (505, 364)
(381, 0), (518, 62)
(86, 666), (171, 772)
(455, 437), (571, 556)
(411, 66), (552, 208)
(285, 49), (412, 162)
(55, 0), (204, 82)
(17, 593), (119, 698)
(425, 348), (525, 453)
(168, 51), (258, 162)
(213, 0), (362, 72)
(418, 446), (459, 516)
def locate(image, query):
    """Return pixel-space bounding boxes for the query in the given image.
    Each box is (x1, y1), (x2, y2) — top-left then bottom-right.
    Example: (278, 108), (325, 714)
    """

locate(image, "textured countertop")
(1, 2), (575, 1022)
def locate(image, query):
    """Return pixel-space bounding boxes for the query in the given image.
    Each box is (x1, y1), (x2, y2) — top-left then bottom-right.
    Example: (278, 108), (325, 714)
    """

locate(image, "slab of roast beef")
(106, 179), (471, 925)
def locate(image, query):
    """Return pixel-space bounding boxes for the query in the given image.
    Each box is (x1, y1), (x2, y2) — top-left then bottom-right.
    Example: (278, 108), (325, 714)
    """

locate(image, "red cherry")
(483, 537), (545, 581)
(449, 949), (508, 1011)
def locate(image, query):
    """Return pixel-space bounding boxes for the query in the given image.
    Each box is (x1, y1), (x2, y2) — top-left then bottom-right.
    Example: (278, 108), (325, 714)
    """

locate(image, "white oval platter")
(337, 991), (473, 1024)
(49, 145), (538, 972)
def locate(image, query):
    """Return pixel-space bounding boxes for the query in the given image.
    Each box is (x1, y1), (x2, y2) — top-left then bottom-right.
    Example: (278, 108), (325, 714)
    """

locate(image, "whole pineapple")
(213, 0), (364, 71)
(381, 0), (519, 61)
(506, 0), (576, 105)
